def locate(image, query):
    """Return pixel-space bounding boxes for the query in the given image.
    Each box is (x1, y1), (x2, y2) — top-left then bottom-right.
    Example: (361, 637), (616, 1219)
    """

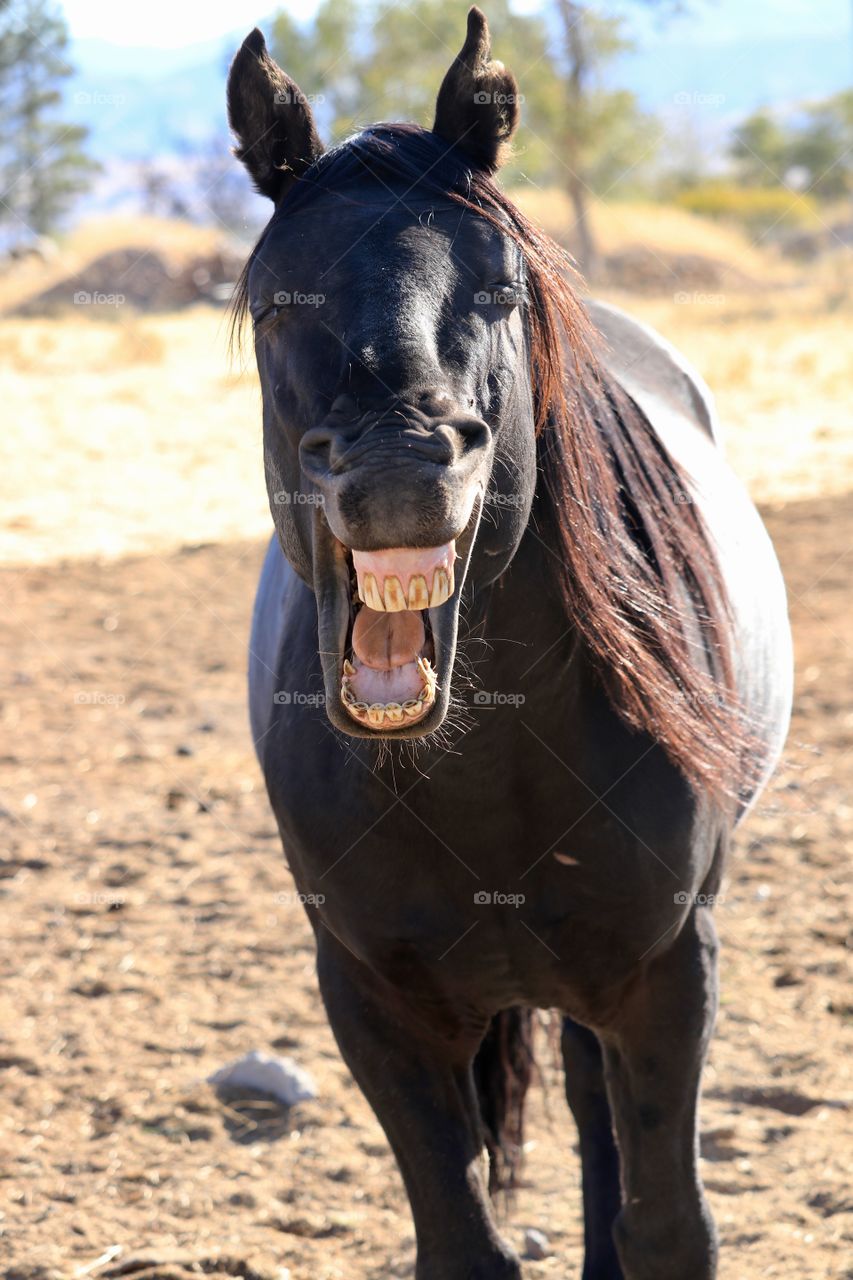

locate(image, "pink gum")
(352, 542), (456, 590)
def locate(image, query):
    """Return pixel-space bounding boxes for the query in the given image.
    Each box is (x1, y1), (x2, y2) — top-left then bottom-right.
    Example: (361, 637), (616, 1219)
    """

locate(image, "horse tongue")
(352, 605), (425, 671)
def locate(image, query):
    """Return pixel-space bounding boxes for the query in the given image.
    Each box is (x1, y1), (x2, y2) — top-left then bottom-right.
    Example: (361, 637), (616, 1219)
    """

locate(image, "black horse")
(228, 11), (792, 1278)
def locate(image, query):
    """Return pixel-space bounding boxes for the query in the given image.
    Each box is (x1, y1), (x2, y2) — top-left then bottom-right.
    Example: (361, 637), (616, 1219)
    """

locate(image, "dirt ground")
(0, 486), (850, 1280)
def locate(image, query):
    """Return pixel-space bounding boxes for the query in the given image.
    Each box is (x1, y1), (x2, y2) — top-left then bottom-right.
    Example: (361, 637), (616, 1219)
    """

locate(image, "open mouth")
(339, 543), (456, 730)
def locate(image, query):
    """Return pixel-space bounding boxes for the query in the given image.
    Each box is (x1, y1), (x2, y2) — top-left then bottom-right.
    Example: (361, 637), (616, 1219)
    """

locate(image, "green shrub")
(674, 183), (819, 233)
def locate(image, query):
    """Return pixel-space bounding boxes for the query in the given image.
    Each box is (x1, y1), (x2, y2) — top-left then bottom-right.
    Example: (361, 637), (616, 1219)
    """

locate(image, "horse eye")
(252, 294), (290, 325)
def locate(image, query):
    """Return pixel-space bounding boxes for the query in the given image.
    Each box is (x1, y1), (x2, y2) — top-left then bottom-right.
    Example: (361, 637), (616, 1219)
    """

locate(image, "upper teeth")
(358, 565), (455, 613)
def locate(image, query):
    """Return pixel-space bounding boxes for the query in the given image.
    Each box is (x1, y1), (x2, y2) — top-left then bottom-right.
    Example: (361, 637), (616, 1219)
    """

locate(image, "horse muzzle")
(299, 407), (491, 552)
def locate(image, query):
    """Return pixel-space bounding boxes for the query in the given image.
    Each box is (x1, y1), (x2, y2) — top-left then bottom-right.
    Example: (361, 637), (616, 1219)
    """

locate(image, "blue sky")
(59, 0), (851, 49)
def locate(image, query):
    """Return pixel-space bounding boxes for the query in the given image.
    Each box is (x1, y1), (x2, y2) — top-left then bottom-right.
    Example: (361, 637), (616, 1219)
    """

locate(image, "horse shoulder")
(248, 534), (293, 763)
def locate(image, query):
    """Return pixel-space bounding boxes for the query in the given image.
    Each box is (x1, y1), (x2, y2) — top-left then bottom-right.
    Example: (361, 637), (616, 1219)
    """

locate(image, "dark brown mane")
(230, 122), (752, 799)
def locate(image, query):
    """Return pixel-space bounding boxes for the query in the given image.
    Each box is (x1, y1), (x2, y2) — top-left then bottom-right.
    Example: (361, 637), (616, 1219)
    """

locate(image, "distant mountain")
(62, 28), (850, 219)
(68, 37), (238, 159)
(612, 34), (849, 120)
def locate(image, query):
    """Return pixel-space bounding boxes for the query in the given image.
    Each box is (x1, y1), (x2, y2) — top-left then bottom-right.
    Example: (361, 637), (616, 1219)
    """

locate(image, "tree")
(789, 91), (853, 200)
(729, 110), (790, 187)
(0, 0), (96, 242)
(271, 0), (363, 140)
(730, 94), (853, 201)
(267, 0), (660, 276)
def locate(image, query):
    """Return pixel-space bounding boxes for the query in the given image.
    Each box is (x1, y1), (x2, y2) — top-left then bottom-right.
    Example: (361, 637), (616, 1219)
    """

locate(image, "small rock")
(773, 968), (804, 987)
(72, 978), (111, 998)
(524, 1228), (551, 1260)
(208, 1050), (316, 1106)
(229, 1190), (257, 1208)
(176, 744), (194, 756)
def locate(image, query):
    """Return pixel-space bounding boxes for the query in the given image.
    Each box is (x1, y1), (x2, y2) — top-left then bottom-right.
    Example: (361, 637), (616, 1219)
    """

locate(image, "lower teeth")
(340, 660), (437, 726)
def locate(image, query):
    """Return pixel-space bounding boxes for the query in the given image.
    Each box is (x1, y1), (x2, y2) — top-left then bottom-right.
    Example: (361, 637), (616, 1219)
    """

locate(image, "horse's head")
(228, 9), (539, 738)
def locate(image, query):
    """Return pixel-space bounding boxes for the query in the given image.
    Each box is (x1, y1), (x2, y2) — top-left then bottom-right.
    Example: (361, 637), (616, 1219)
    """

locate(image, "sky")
(59, 0), (851, 50)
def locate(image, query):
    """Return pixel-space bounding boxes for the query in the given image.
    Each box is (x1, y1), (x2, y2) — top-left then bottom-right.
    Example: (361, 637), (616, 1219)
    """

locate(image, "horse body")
(249, 298), (790, 1011)
(230, 12), (792, 1278)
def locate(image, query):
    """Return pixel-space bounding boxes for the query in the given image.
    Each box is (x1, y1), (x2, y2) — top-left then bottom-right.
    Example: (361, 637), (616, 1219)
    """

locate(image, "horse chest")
(275, 743), (695, 1017)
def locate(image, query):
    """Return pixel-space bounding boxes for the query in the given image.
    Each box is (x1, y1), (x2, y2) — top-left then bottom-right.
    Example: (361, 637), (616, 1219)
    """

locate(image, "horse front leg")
(602, 906), (719, 1280)
(316, 928), (521, 1280)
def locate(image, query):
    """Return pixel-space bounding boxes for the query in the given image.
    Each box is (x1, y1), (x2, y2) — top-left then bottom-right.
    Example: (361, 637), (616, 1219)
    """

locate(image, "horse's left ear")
(227, 28), (323, 202)
(432, 7), (520, 172)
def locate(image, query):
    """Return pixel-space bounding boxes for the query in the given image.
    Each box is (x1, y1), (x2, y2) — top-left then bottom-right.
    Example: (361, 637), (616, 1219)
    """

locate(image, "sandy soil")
(0, 490), (850, 1280)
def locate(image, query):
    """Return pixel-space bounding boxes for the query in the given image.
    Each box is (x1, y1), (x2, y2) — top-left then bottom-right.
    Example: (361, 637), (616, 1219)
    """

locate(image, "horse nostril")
(299, 426), (335, 474)
(454, 415), (491, 455)
(330, 393), (358, 416)
(431, 424), (459, 464)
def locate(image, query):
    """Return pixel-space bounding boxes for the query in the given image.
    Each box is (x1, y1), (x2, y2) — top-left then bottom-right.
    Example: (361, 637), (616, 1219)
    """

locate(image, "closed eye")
(252, 298), (289, 336)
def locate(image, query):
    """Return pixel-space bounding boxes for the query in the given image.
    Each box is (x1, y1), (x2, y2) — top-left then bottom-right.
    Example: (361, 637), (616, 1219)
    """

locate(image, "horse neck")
(468, 506), (579, 697)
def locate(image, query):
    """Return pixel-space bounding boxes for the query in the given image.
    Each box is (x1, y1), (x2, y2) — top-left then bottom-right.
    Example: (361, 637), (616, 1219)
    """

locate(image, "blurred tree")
(271, 0), (364, 138)
(357, 0), (565, 179)
(730, 110), (790, 187)
(0, 0), (96, 241)
(268, 0), (662, 276)
(730, 94), (853, 201)
(788, 91), (853, 200)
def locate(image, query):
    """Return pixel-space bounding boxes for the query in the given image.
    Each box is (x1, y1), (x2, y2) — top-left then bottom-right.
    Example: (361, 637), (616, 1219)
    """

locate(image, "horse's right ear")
(227, 28), (323, 202)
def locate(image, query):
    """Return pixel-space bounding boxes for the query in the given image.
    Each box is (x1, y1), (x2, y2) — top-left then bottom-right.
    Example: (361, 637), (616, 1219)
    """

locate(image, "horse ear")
(227, 28), (323, 202)
(432, 7), (520, 173)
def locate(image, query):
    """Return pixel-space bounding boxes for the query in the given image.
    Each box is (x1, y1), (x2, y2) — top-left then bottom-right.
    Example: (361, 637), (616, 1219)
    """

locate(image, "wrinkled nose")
(299, 395), (491, 480)
(297, 393), (491, 551)
(301, 422), (468, 475)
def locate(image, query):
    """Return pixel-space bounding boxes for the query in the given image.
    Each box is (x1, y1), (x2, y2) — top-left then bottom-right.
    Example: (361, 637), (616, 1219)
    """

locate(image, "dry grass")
(64, 215), (230, 262)
(597, 281), (853, 506)
(0, 215), (241, 312)
(508, 188), (794, 281)
(0, 308), (268, 563)
(0, 210), (850, 564)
